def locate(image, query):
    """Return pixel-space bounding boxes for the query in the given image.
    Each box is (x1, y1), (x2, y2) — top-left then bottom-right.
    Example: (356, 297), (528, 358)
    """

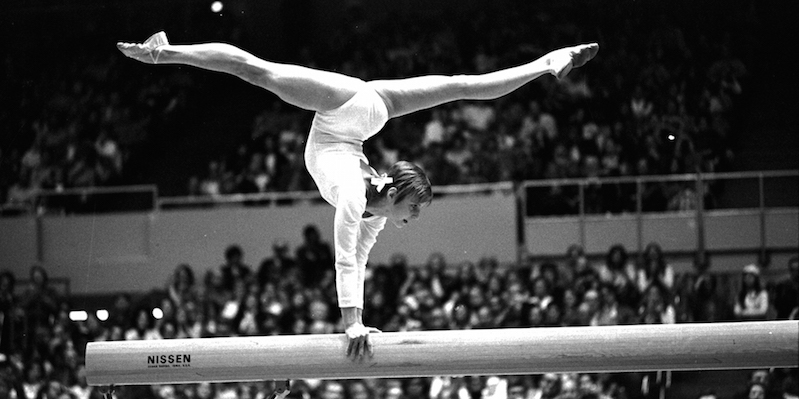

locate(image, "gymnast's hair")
(369, 161), (433, 206)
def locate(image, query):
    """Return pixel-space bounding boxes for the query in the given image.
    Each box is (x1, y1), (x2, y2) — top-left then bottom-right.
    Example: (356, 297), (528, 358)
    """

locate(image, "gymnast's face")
(388, 189), (423, 228)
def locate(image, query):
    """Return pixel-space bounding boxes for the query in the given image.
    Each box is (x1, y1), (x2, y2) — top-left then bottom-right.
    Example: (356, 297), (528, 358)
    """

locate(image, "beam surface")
(86, 321), (799, 386)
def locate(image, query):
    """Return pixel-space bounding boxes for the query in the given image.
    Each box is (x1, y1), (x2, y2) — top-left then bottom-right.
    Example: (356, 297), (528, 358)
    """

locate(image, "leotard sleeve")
(332, 185), (387, 309)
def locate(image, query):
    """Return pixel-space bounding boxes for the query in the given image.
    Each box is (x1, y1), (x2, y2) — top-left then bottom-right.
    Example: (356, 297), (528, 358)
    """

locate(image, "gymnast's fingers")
(366, 333), (374, 358)
(346, 337), (355, 358)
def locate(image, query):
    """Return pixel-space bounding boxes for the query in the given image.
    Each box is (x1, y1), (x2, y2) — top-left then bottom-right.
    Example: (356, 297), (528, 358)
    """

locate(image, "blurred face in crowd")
(385, 386), (403, 399)
(559, 378), (578, 399)
(322, 382), (345, 399)
(533, 279), (549, 298)
(563, 289), (578, 309)
(508, 385), (526, 399)
(751, 370), (768, 384)
(583, 290), (600, 313)
(748, 383), (765, 399)
(136, 310), (149, 330)
(349, 382), (370, 399)
(26, 363), (42, 383)
(578, 375), (598, 394)
(743, 272), (757, 289)
(468, 286), (485, 308)
(789, 258), (799, 283)
(406, 378), (425, 398)
(309, 300), (330, 321)
(528, 306), (544, 326)
(196, 382), (213, 399)
(540, 374), (560, 396)
(544, 304), (561, 326)
(31, 266), (47, 287)
(601, 286), (617, 306)
(427, 307), (448, 330)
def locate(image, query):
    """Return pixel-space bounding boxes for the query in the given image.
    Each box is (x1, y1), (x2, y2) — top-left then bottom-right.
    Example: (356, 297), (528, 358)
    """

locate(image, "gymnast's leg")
(117, 32), (364, 112)
(370, 43), (599, 118)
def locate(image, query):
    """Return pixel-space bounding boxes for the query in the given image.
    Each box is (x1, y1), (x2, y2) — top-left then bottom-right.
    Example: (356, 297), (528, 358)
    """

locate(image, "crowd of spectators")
(2, 224), (797, 399)
(0, 42), (192, 213)
(185, 2), (750, 215)
(1, 2), (758, 214)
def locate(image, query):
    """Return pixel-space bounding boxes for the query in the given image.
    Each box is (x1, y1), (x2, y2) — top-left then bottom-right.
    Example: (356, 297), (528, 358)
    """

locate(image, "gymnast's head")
(367, 161), (433, 229)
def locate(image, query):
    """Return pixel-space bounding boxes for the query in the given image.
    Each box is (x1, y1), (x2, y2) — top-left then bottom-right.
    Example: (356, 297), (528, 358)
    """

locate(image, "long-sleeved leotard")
(304, 85), (389, 309)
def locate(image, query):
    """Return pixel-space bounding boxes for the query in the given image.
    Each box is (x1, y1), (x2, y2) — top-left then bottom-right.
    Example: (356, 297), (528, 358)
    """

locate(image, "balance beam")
(86, 321), (798, 386)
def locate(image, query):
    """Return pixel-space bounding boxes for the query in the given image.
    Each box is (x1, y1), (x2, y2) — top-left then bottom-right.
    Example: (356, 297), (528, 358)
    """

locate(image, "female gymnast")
(117, 32), (598, 361)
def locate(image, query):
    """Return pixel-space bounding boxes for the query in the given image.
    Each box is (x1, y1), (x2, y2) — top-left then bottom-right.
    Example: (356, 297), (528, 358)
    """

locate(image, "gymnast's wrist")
(340, 307), (362, 327)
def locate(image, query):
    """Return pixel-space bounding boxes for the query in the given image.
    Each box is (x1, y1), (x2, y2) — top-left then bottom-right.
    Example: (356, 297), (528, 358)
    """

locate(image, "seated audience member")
(636, 242), (675, 293)
(639, 282), (676, 325)
(733, 264), (769, 321)
(219, 245), (253, 293)
(772, 256), (799, 320)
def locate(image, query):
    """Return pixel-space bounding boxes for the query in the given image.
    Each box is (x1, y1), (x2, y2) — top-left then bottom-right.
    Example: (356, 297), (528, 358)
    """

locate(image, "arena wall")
(1, 197), (795, 295)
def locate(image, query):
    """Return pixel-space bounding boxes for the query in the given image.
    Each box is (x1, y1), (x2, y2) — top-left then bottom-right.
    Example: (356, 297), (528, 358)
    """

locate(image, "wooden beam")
(86, 321), (798, 386)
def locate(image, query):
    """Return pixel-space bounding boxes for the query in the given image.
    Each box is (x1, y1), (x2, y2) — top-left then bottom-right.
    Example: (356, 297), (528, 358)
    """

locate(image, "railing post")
(695, 173), (706, 264)
(636, 178), (643, 255)
(758, 173), (767, 266)
(579, 182), (586, 250)
(152, 185), (160, 212)
(515, 181), (526, 265)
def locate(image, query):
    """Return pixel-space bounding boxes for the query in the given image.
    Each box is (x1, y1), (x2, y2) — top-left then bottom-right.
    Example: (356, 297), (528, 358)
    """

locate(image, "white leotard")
(304, 85), (389, 309)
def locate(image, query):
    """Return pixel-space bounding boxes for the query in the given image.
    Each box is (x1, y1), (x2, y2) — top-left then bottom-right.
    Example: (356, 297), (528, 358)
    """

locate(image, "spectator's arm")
(739, 291), (769, 317)
(663, 265), (675, 290)
(733, 300), (743, 317)
(430, 274), (445, 299)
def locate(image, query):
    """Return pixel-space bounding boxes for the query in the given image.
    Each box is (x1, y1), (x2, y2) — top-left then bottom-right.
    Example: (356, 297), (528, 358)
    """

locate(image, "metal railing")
(1, 185), (159, 215)
(517, 170), (799, 264)
(2, 170), (795, 216)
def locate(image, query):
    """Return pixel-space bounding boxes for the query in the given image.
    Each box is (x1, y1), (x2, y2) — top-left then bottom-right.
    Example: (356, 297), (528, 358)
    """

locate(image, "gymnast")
(117, 31), (598, 361)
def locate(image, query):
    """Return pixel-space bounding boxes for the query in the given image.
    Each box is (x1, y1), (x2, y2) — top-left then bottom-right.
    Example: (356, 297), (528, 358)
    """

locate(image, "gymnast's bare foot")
(545, 43), (599, 79)
(117, 31), (169, 64)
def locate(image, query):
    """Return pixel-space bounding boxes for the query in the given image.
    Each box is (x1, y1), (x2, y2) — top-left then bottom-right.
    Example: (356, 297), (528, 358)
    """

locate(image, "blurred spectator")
(594, 284), (636, 326)
(638, 283), (676, 325)
(0, 271), (20, 355)
(256, 239), (296, 287)
(745, 382), (766, 399)
(596, 245), (639, 307)
(635, 242), (675, 294)
(167, 264), (198, 308)
(319, 381), (345, 399)
(19, 266), (60, 357)
(698, 389), (718, 399)
(124, 308), (161, 341)
(296, 225), (334, 287)
(689, 253), (722, 322)
(219, 245), (253, 293)
(772, 256), (799, 320)
(733, 264), (769, 321)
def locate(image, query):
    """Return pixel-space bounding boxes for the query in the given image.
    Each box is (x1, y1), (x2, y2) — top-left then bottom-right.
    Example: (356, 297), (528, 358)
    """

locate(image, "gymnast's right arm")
(334, 188), (380, 361)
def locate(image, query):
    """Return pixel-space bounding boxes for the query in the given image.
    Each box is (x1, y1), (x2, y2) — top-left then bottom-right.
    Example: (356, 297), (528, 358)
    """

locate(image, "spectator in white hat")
(733, 264), (769, 321)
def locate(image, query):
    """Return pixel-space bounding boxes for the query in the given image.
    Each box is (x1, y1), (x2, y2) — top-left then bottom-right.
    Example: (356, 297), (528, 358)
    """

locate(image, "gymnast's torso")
(303, 85), (389, 309)
(304, 85), (389, 208)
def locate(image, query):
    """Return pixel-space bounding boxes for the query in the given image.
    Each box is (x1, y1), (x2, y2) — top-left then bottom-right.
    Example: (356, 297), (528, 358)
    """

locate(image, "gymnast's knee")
(237, 59), (276, 88)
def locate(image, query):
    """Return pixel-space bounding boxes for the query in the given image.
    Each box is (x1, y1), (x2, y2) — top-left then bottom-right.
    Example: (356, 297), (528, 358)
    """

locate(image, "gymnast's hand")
(345, 322), (382, 361)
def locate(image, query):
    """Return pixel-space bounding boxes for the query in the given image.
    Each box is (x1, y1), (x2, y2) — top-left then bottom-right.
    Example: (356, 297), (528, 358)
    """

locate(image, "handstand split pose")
(118, 32), (598, 360)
